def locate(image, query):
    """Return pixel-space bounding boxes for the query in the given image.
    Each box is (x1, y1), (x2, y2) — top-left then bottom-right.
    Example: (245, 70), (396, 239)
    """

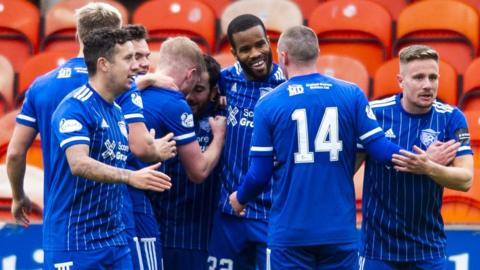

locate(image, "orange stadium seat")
(291, 0), (322, 21)
(365, 0), (408, 20)
(414, 0), (480, 14)
(218, 0), (303, 62)
(308, 0), (392, 77)
(213, 52), (236, 68)
(459, 57), (480, 111)
(41, 0), (129, 53)
(17, 51), (76, 105)
(200, 0), (231, 19)
(133, 0), (217, 53)
(372, 57), (458, 105)
(317, 54), (370, 97)
(0, 0), (39, 72)
(394, 0), (478, 74)
(0, 54), (14, 111)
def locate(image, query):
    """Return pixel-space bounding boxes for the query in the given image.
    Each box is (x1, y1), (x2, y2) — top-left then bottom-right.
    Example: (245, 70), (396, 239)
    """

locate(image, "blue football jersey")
(219, 63), (285, 220)
(250, 73), (384, 246)
(46, 84), (130, 251)
(360, 94), (473, 261)
(16, 58), (88, 202)
(152, 104), (220, 250)
(126, 87), (197, 212)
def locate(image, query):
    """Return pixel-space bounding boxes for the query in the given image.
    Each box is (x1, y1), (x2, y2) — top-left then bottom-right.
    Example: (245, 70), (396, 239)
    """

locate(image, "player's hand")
(217, 95), (227, 109)
(151, 72), (178, 90)
(229, 191), (246, 216)
(209, 116), (226, 140)
(154, 131), (177, 161)
(11, 195), (32, 228)
(392, 146), (434, 175)
(128, 162), (172, 192)
(426, 139), (460, 166)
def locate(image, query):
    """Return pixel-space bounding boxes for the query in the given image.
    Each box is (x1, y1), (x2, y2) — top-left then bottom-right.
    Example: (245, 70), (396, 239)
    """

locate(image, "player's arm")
(178, 115), (226, 183)
(6, 124), (37, 227)
(136, 72), (178, 90)
(128, 122), (176, 162)
(392, 147), (473, 191)
(229, 155), (274, 216)
(65, 144), (172, 192)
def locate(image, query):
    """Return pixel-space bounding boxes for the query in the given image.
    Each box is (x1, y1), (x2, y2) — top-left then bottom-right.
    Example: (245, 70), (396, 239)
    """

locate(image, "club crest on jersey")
(101, 119), (109, 129)
(181, 112), (194, 128)
(118, 121), (128, 138)
(288, 85), (304, 96)
(365, 105), (377, 120)
(59, 119), (82, 133)
(199, 119), (211, 132)
(259, 87), (273, 99)
(420, 129), (439, 147)
(130, 92), (143, 108)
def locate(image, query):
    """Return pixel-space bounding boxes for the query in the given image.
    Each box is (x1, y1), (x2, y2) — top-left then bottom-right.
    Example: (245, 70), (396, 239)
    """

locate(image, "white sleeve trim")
(124, 113), (144, 119)
(458, 146), (472, 152)
(17, 114), (36, 123)
(60, 136), (90, 148)
(251, 146), (274, 152)
(359, 127), (383, 141)
(173, 132), (196, 141)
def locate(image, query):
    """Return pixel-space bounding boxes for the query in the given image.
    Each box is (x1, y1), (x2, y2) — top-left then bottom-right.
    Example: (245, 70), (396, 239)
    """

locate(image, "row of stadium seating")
(2, 50), (480, 117)
(1, 0), (480, 75)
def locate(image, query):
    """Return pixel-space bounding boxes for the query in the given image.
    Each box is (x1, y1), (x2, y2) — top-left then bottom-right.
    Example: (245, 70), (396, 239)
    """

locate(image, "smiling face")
(186, 71), (217, 116)
(107, 41), (139, 93)
(398, 59), (439, 114)
(230, 25), (272, 81)
(132, 39), (150, 75)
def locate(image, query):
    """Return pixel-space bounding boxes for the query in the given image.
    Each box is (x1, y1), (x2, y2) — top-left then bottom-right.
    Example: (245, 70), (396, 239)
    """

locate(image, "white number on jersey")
(292, 107), (343, 163)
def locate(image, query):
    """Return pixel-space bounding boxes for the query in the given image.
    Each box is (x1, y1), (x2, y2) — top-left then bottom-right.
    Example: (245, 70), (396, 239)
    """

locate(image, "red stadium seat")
(0, 54), (14, 111)
(459, 57), (480, 111)
(372, 57), (458, 106)
(17, 51), (76, 105)
(308, 0), (392, 76)
(218, 0), (303, 61)
(41, 0), (129, 53)
(365, 0), (408, 20)
(213, 52), (236, 68)
(317, 54), (370, 97)
(0, 0), (39, 72)
(394, 0), (478, 74)
(133, 0), (217, 53)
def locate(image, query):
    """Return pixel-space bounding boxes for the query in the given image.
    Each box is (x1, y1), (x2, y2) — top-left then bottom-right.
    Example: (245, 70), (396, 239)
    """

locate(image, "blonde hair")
(75, 2), (122, 43)
(158, 36), (205, 73)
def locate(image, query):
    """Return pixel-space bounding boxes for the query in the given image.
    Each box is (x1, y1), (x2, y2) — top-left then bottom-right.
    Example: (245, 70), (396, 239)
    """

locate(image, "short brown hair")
(75, 2), (122, 43)
(399, 45), (439, 65)
(278, 25), (319, 64)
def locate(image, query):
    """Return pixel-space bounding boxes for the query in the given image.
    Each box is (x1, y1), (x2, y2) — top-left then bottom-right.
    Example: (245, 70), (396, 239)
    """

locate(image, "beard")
(239, 49), (273, 81)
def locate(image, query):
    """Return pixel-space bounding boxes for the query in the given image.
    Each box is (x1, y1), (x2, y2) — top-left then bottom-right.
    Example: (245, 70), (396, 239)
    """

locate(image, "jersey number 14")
(292, 107), (343, 163)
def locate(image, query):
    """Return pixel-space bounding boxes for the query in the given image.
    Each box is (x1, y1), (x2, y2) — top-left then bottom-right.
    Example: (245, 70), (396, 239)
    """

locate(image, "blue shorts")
(268, 243), (358, 270)
(126, 212), (163, 270)
(163, 247), (208, 270)
(208, 210), (268, 270)
(359, 256), (446, 270)
(44, 246), (132, 270)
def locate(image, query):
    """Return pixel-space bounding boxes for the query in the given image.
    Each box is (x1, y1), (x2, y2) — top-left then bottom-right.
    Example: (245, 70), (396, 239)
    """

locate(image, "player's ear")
(209, 85), (219, 102)
(98, 56), (110, 72)
(396, 74), (403, 89)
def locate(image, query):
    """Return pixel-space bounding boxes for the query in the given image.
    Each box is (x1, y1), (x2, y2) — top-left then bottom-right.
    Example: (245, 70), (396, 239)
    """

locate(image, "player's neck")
(286, 64), (317, 79)
(88, 78), (117, 104)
